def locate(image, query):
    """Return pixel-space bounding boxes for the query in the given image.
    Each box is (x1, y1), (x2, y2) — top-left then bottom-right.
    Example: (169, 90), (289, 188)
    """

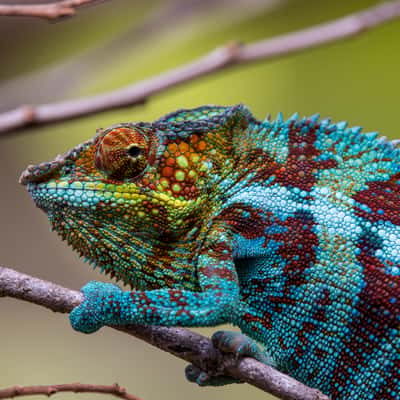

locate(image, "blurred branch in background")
(0, 0), (273, 112)
(0, 0), (104, 20)
(0, 266), (329, 400)
(1, 0), (400, 135)
(0, 383), (142, 400)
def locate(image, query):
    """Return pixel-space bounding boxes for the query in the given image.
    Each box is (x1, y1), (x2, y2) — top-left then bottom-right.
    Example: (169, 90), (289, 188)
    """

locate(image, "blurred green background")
(0, 1), (399, 399)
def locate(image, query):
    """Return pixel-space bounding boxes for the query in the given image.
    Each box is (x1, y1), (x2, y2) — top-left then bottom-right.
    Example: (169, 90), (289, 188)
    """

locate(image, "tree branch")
(0, 0), (102, 20)
(0, 265), (329, 400)
(0, 383), (142, 400)
(0, 0), (400, 135)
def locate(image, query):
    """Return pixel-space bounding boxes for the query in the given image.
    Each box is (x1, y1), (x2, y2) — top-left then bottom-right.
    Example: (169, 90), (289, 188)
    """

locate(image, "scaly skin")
(20, 105), (399, 399)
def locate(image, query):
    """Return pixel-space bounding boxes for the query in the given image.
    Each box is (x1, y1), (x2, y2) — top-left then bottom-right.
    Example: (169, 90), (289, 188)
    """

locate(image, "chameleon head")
(19, 106), (251, 285)
(19, 122), (207, 280)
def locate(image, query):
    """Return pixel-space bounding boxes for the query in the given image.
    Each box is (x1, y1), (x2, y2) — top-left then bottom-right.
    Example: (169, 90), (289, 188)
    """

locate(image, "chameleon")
(20, 105), (399, 399)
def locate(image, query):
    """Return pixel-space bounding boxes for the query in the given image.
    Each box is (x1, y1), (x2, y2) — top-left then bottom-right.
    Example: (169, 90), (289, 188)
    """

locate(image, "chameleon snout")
(19, 154), (66, 185)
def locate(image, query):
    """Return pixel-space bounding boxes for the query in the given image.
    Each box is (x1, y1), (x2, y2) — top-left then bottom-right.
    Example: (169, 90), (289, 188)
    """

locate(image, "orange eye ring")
(95, 127), (149, 180)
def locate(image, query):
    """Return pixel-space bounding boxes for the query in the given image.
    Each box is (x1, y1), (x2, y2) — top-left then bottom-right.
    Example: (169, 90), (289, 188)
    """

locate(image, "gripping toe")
(212, 330), (274, 365)
(185, 364), (241, 386)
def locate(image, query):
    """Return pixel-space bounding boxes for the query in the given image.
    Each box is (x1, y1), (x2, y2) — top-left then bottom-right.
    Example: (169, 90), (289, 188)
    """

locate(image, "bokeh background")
(1, 1), (400, 399)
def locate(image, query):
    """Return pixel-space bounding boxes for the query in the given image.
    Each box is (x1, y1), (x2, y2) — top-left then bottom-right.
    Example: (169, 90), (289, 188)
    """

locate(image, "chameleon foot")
(211, 330), (273, 364)
(70, 281), (124, 334)
(185, 330), (273, 386)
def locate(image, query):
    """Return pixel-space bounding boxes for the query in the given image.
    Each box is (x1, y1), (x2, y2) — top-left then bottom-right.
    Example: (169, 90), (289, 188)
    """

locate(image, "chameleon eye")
(95, 127), (149, 180)
(127, 145), (142, 158)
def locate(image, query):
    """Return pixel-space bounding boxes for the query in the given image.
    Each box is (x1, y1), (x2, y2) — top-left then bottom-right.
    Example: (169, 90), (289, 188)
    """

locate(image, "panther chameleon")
(20, 105), (400, 399)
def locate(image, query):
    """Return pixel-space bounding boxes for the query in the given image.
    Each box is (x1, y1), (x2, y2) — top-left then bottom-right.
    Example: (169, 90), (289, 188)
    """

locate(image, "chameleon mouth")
(25, 180), (109, 217)
(26, 182), (57, 213)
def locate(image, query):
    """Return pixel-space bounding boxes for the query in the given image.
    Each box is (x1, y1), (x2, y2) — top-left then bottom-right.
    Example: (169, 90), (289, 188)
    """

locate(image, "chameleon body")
(20, 105), (399, 399)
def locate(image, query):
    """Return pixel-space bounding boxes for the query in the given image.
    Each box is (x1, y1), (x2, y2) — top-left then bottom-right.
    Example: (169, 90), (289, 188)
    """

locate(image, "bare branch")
(0, 0), (399, 135)
(0, 265), (329, 400)
(0, 383), (142, 400)
(0, 0), (102, 20)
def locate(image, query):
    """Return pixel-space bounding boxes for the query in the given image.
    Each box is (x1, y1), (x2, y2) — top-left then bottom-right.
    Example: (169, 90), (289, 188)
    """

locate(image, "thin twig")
(0, 0), (102, 20)
(0, 0), (400, 135)
(0, 383), (142, 400)
(0, 265), (329, 400)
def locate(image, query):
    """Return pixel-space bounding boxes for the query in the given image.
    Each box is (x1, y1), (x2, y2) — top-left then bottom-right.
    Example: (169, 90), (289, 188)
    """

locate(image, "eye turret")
(95, 126), (150, 180)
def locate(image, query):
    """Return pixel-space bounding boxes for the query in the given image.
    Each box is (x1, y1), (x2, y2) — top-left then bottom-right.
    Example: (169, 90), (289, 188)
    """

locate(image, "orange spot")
(197, 141), (207, 151)
(162, 166), (174, 177)
(179, 142), (189, 152)
(190, 134), (199, 144)
(166, 157), (175, 166)
(168, 143), (178, 153)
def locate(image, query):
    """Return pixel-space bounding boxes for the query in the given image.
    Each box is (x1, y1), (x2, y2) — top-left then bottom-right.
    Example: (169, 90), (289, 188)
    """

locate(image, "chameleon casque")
(20, 105), (399, 399)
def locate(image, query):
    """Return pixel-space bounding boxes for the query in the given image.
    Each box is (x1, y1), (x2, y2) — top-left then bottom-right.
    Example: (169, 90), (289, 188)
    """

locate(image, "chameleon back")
(220, 112), (400, 398)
